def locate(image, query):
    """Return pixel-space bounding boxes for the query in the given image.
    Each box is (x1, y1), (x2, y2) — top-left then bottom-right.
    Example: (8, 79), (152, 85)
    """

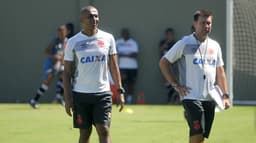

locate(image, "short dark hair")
(193, 9), (213, 21)
(165, 28), (174, 33)
(66, 22), (75, 38)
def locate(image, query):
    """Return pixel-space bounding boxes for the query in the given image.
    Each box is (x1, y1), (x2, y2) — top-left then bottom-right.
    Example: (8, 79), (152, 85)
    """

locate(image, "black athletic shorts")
(182, 100), (216, 138)
(72, 91), (112, 129)
(120, 69), (138, 84)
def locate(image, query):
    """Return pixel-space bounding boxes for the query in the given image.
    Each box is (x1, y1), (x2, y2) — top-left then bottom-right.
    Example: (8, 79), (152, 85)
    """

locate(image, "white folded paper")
(209, 85), (225, 111)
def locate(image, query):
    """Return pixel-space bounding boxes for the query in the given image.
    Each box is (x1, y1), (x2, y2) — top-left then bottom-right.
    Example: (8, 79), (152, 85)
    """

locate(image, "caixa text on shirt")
(80, 55), (106, 63)
(193, 58), (216, 66)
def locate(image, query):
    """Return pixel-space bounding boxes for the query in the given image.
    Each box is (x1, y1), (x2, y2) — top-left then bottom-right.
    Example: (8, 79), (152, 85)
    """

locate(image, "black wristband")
(117, 88), (125, 94)
(223, 93), (230, 99)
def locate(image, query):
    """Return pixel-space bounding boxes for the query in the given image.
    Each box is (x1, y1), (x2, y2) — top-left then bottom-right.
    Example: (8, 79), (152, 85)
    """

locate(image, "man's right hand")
(54, 55), (63, 61)
(173, 85), (191, 96)
(64, 97), (73, 117)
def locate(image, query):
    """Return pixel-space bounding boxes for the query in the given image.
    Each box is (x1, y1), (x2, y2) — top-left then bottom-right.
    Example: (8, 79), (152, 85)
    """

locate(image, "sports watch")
(117, 88), (125, 94)
(223, 93), (230, 99)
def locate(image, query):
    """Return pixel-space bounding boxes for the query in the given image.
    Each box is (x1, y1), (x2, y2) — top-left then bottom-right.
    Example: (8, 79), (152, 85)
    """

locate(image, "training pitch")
(0, 104), (255, 143)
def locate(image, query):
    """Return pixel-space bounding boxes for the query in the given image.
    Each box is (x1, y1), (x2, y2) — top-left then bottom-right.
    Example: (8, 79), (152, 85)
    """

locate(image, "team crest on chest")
(208, 48), (214, 55)
(97, 40), (105, 47)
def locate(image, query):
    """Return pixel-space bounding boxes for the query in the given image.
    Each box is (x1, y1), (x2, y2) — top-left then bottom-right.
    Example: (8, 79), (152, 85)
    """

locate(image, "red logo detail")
(193, 121), (201, 130)
(208, 48), (214, 55)
(76, 115), (83, 125)
(98, 40), (105, 47)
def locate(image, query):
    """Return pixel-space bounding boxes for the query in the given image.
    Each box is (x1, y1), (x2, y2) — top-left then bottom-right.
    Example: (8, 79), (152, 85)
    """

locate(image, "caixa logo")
(80, 55), (106, 63)
(193, 58), (216, 66)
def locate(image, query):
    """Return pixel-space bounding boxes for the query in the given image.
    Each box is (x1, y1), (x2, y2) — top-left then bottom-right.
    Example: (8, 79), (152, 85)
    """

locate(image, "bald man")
(63, 6), (125, 143)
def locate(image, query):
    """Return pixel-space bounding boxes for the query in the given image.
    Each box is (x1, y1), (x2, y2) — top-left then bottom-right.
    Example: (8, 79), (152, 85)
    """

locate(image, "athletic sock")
(55, 79), (65, 105)
(55, 94), (62, 99)
(34, 84), (48, 101)
(56, 78), (64, 97)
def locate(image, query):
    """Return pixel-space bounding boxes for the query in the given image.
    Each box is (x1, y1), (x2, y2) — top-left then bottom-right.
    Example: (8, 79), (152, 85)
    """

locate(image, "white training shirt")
(116, 38), (139, 69)
(64, 30), (117, 93)
(164, 33), (224, 101)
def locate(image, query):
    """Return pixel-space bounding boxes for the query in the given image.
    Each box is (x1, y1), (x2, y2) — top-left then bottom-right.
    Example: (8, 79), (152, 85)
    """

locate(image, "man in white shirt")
(116, 28), (139, 104)
(63, 6), (125, 143)
(159, 9), (231, 143)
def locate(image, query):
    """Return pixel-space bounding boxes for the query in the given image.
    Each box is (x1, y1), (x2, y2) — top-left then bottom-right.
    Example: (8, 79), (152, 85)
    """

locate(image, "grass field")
(0, 104), (255, 143)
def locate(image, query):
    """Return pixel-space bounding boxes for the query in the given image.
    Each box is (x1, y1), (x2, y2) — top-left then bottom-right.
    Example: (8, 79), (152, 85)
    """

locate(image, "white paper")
(209, 85), (225, 111)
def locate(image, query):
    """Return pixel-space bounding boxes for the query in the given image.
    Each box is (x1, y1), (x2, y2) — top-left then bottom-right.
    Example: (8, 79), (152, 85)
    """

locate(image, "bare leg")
(79, 127), (92, 143)
(43, 73), (54, 86)
(95, 124), (111, 143)
(31, 73), (54, 102)
(190, 134), (204, 143)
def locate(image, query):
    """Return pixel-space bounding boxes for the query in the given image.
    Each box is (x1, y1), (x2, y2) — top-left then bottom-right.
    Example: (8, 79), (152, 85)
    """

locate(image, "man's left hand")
(223, 98), (231, 110)
(118, 93), (125, 112)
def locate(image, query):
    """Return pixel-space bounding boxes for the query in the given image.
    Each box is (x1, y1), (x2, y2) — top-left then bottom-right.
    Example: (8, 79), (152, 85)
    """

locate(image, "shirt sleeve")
(133, 40), (139, 53)
(216, 43), (224, 67)
(64, 39), (74, 61)
(109, 34), (117, 55)
(164, 40), (185, 63)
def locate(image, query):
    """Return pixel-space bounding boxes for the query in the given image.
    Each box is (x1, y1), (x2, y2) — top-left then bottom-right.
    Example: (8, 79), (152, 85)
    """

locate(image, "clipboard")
(209, 85), (225, 111)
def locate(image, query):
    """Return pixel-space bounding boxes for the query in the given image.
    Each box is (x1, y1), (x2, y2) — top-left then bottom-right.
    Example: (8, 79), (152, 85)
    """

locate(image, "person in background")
(116, 28), (139, 104)
(159, 28), (179, 104)
(66, 22), (75, 38)
(159, 28), (176, 56)
(51, 22), (75, 103)
(29, 24), (68, 108)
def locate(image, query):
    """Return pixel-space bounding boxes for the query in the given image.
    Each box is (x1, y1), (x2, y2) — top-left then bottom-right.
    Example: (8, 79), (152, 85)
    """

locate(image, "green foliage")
(0, 104), (255, 143)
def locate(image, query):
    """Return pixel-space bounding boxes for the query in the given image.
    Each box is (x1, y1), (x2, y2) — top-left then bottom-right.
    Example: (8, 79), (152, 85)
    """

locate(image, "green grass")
(0, 104), (255, 143)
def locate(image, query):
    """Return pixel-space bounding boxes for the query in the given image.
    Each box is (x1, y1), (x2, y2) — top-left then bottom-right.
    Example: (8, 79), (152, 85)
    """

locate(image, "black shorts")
(72, 91), (112, 129)
(120, 69), (138, 84)
(182, 100), (216, 138)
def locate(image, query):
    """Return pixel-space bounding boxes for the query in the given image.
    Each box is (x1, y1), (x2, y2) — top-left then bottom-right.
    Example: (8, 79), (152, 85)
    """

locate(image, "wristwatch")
(223, 93), (230, 99)
(117, 88), (125, 94)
